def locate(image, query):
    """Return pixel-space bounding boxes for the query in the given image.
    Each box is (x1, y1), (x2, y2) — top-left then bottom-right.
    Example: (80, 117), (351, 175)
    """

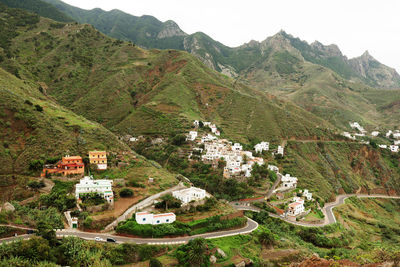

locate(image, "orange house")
(88, 151), (107, 170)
(41, 155), (85, 177)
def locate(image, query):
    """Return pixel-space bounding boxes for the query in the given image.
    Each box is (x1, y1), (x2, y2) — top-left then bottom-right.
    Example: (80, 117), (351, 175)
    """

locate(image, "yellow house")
(89, 151), (107, 170)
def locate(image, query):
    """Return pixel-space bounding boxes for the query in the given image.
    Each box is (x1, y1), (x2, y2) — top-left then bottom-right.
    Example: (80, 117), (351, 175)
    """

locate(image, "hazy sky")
(63, 0), (400, 72)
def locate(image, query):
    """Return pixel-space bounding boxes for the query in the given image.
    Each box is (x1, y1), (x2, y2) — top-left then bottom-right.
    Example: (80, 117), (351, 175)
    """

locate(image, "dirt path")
(92, 195), (144, 221)
(103, 183), (185, 232)
(19, 178), (54, 205)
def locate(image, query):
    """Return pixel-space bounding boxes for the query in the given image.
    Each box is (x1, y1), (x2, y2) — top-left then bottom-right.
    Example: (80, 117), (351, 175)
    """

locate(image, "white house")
(394, 140), (400, 145)
(277, 146), (284, 156)
(75, 176), (114, 203)
(342, 132), (356, 140)
(350, 122), (366, 133)
(193, 120), (200, 127)
(393, 133), (400, 139)
(129, 137), (138, 142)
(172, 187), (206, 204)
(386, 130), (393, 137)
(241, 163), (253, 177)
(371, 131), (380, 137)
(281, 174), (297, 188)
(303, 189), (313, 201)
(349, 122), (360, 129)
(390, 145), (399, 153)
(241, 151), (253, 159)
(201, 134), (217, 143)
(267, 165), (279, 173)
(379, 144), (388, 149)
(210, 124), (218, 133)
(203, 122), (211, 127)
(187, 131), (198, 141)
(254, 142), (269, 153)
(287, 202), (304, 216)
(232, 143), (243, 151)
(135, 211), (176, 225)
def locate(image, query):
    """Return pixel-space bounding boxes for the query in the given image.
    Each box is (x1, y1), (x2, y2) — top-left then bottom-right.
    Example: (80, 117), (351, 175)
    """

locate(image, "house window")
(166, 219), (169, 222)
(156, 220), (160, 224)
(143, 218), (146, 221)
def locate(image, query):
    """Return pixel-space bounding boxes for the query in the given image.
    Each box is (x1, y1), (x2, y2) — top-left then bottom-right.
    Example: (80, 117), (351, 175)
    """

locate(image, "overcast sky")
(63, 0), (400, 72)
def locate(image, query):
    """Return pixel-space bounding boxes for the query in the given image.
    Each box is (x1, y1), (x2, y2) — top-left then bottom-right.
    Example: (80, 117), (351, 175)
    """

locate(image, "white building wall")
(172, 187), (206, 204)
(135, 212), (176, 225)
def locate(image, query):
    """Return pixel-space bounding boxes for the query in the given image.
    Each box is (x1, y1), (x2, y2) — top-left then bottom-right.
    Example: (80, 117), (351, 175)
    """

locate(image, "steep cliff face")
(349, 51), (400, 89)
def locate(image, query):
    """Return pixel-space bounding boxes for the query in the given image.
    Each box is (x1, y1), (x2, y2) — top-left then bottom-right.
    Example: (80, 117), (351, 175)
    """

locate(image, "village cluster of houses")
(41, 151), (108, 177)
(187, 121), (284, 178)
(343, 122), (400, 153)
(135, 186), (207, 225)
(266, 165), (314, 217)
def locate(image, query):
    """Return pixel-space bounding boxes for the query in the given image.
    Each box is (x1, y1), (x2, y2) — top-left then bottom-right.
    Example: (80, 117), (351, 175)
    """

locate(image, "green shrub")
(119, 188), (134, 198)
(27, 180), (45, 189)
(34, 104), (43, 112)
(149, 258), (162, 267)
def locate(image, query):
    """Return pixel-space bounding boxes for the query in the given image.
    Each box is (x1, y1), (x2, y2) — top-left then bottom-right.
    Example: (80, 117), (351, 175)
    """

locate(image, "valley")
(0, 1), (400, 266)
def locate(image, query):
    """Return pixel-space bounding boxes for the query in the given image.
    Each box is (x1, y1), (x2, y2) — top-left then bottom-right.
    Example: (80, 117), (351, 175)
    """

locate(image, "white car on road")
(94, 237), (104, 242)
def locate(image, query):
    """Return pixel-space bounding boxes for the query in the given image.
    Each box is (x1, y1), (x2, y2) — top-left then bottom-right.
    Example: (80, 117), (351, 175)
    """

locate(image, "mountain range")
(33, 0), (400, 90)
(4, 0), (399, 130)
(0, 1), (400, 197)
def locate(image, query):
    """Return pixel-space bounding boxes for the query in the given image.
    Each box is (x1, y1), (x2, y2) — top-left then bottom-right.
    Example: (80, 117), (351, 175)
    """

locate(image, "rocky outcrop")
(217, 63), (238, 78)
(349, 51), (400, 89)
(217, 248), (227, 258)
(183, 35), (217, 71)
(310, 41), (346, 59)
(210, 255), (217, 264)
(2, 202), (15, 212)
(157, 20), (187, 39)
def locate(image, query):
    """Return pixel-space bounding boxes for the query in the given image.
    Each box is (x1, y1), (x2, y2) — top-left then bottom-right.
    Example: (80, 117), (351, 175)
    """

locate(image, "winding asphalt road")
(2, 194), (399, 245)
(235, 194), (400, 227)
(0, 217), (258, 245)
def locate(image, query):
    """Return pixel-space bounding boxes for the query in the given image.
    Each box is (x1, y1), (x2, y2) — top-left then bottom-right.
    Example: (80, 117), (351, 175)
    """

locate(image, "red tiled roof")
(63, 156), (82, 160)
(289, 202), (303, 207)
(273, 206), (284, 215)
(60, 163), (84, 167)
(136, 212), (150, 215)
(153, 213), (175, 218)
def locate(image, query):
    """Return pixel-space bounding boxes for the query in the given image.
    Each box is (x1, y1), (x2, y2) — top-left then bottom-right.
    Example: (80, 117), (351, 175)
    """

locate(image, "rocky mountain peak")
(241, 39), (260, 49)
(349, 51), (400, 89)
(360, 50), (374, 60)
(157, 20), (187, 39)
(311, 41), (344, 58)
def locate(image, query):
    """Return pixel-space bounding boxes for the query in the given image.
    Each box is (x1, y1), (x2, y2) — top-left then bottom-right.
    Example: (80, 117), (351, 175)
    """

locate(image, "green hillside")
(6, 1), (399, 130)
(0, 0), (73, 22)
(0, 67), (129, 176)
(0, 6), (335, 143)
(282, 141), (400, 202)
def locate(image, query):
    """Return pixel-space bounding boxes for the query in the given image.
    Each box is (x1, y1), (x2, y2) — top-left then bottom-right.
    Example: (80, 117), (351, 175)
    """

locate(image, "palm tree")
(257, 228), (276, 247)
(187, 238), (209, 267)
